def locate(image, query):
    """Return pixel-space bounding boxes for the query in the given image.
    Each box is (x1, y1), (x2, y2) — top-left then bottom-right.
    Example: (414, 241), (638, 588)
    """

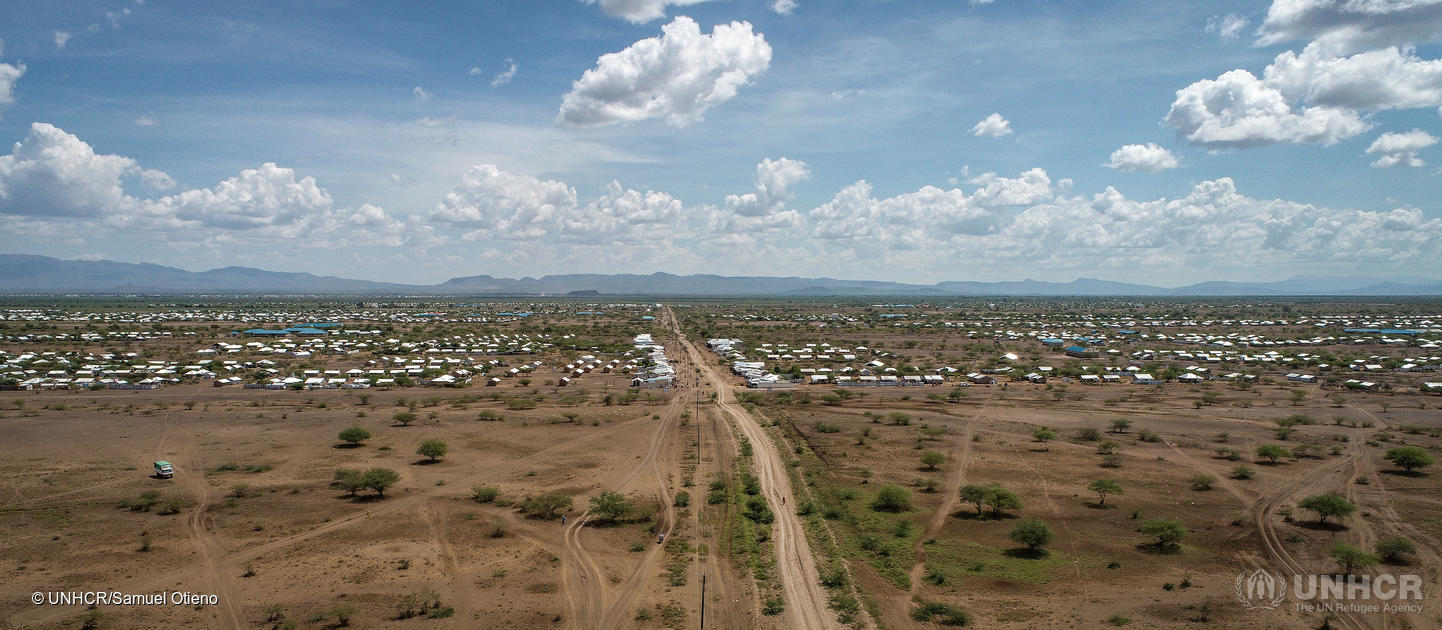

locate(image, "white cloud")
(1265, 45), (1442, 111)
(557, 16), (772, 127)
(468, 66), (482, 76)
(0, 123), (140, 217)
(1105, 143), (1181, 172)
(1206, 13), (1249, 40)
(803, 173), (1442, 278)
(580, 0), (715, 24)
(429, 164), (577, 239)
(0, 123), (427, 249)
(968, 168), (1054, 206)
(134, 115), (158, 127)
(1164, 69), (1368, 148)
(971, 112), (1012, 137)
(1256, 0), (1442, 55)
(770, 0), (798, 15)
(1366, 128), (1437, 167)
(105, 7), (131, 29)
(491, 59), (518, 87)
(140, 168), (175, 191)
(560, 180), (683, 242)
(413, 86), (432, 101)
(139, 163), (332, 235)
(0, 61), (24, 115)
(53, 31), (72, 50)
(724, 156), (811, 217)
(810, 169), (1051, 243)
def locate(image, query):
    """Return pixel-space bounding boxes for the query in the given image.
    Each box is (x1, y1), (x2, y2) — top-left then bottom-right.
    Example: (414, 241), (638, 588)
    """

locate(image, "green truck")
(154, 460), (174, 479)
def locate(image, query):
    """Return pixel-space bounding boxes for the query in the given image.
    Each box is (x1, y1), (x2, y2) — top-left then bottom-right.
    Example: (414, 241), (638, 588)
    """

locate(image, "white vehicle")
(154, 460), (174, 479)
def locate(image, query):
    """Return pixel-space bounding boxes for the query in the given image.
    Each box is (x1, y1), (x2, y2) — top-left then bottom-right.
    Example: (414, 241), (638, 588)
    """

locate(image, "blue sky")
(1, 0), (1440, 286)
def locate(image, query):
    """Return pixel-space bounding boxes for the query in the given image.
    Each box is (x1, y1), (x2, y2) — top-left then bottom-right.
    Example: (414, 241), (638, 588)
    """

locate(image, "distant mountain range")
(2, 254), (1441, 296)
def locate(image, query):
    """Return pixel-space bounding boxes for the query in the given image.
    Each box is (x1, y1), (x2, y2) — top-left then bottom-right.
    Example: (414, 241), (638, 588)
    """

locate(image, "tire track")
(677, 327), (839, 630)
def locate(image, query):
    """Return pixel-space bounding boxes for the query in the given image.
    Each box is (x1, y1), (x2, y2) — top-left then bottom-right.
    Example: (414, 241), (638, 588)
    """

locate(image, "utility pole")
(699, 572), (706, 630)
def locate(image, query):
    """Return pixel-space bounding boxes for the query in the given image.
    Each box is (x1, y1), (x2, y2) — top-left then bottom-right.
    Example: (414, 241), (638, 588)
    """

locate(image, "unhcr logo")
(1234, 569), (1425, 613)
(1235, 569), (1288, 610)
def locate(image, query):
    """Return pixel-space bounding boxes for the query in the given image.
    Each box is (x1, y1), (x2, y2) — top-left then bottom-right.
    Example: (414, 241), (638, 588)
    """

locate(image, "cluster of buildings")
(2, 350), (183, 390)
(630, 334), (674, 389)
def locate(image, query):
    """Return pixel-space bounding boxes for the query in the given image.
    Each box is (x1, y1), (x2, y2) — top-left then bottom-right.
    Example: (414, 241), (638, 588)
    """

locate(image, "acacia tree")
(338, 426), (371, 446)
(920, 450), (945, 471)
(872, 484), (913, 512)
(1088, 478), (1123, 506)
(417, 438), (447, 462)
(959, 484), (990, 516)
(1299, 492), (1356, 524)
(1009, 519), (1055, 553)
(519, 493), (572, 520)
(334, 469), (365, 496)
(1328, 542), (1380, 575)
(981, 485), (1021, 517)
(363, 468), (400, 496)
(1375, 537), (1417, 565)
(1138, 517), (1188, 550)
(1033, 427), (1058, 451)
(1256, 444), (1292, 464)
(1385, 447), (1435, 473)
(588, 491), (633, 523)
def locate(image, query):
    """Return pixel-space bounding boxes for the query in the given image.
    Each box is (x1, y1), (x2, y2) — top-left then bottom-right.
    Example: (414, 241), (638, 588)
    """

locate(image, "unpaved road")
(560, 315), (684, 630)
(905, 417), (974, 601)
(177, 450), (245, 630)
(673, 313), (839, 630)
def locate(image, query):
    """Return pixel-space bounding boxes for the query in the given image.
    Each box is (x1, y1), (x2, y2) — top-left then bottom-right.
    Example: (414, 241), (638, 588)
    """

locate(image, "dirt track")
(673, 312), (839, 630)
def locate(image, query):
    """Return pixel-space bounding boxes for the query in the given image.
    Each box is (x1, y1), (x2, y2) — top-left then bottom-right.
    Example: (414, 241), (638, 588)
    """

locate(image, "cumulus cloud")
(140, 168), (176, 191)
(802, 172), (1442, 277)
(971, 112), (1012, 137)
(430, 164), (577, 239)
(0, 123), (140, 217)
(413, 86), (431, 101)
(557, 16), (772, 127)
(809, 169), (1053, 244)
(1170, 1), (1442, 149)
(724, 157), (810, 217)
(1366, 128), (1437, 167)
(53, 31), (72, 49)
(560, 180), (683, 242)
(491, 59), (518, 87)
(580, 0), (714, 23)
(1206, 13), (1249, 40)
(134, 115), (158, 127)
(1256, 0), (1442, 55)
(140, 163), (333, 234)
(1265, 45), (1442, 111)
(0, 60), (24, 115)
(1164, 69), (1368, 148)
(0, 123), (426, 248)
(1003, 178), (1442, 271)
(770, 0), (798, 15)
(968, 168), (1055, 206)
(1105, 143), (1181, 172)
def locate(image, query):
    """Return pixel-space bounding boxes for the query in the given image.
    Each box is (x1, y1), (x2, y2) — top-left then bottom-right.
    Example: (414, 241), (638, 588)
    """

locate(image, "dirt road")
(177, 451), (245, 630)
(672, 312), (839, 630)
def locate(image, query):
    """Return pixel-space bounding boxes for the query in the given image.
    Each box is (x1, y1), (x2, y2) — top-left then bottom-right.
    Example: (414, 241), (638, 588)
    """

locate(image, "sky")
(1, 0), (1441, 287)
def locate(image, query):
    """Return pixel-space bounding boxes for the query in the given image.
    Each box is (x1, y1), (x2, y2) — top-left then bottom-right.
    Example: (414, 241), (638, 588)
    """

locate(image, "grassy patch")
(924, 539), (1073, 585)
